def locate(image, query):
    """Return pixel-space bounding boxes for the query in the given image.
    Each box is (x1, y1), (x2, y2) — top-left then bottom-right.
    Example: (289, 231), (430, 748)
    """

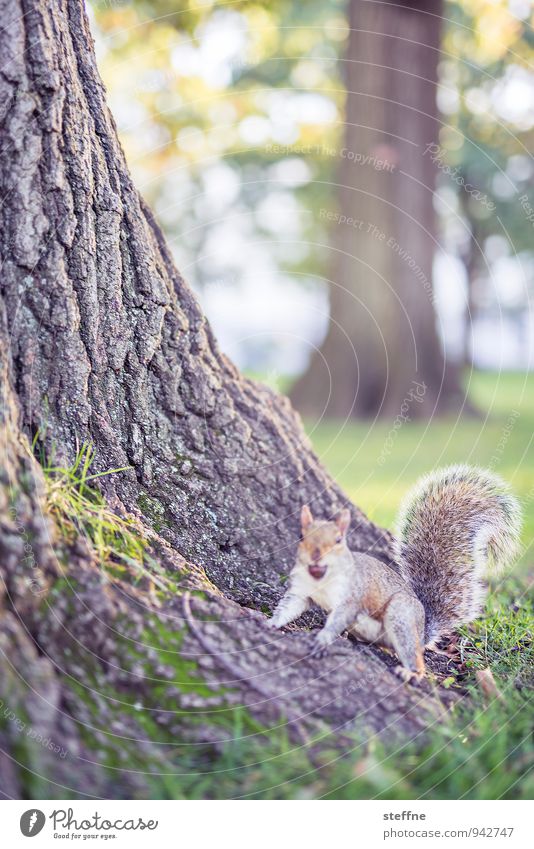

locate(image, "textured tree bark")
(0, 0), (453, 798)
(291, 0), (464, 419)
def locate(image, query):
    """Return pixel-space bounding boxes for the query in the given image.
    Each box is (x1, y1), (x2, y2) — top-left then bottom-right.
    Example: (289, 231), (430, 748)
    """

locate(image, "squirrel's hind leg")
(349, 613), (382, 644)
(383, 595), (426, 683)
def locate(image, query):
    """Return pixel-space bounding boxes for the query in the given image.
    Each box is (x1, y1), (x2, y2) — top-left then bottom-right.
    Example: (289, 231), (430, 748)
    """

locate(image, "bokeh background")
(89, 0), (533, 537)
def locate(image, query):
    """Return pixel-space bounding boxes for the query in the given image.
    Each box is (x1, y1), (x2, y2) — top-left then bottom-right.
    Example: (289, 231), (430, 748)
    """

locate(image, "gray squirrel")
(267, 465), (522, 681)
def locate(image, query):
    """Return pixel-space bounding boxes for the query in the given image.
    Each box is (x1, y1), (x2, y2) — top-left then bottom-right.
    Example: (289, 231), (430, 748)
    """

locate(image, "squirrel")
(266, 465), (522, 682)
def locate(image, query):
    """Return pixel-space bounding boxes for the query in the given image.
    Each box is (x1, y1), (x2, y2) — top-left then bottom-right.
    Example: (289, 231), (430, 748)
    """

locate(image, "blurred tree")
(91, 0), (534, 400)
(91, 0), (347, 376)
(437, 0), (534, 367)
(291, 0), (464, 418)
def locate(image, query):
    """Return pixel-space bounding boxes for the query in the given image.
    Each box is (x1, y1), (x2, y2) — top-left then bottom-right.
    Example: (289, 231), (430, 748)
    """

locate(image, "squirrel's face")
(297, 505), (351, 580)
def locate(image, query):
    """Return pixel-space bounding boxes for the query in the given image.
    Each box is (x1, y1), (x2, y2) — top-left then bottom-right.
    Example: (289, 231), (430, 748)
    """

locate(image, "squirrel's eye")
(336, 536), (342, 544)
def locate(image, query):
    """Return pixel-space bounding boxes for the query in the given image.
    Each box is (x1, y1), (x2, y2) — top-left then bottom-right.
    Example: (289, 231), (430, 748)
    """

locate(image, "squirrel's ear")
(301, 504), (313, 531)
(336, 508), (351, 536)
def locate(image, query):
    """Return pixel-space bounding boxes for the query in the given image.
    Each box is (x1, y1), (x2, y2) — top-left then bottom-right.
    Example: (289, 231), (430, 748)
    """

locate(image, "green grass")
(39, 441), (172, 592)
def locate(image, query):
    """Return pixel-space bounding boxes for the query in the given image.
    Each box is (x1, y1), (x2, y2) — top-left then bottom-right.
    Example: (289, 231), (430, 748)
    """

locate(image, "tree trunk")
(0, 0), (452, 798)
(457, 171), (483, 367)
(291, 0), (464, 419)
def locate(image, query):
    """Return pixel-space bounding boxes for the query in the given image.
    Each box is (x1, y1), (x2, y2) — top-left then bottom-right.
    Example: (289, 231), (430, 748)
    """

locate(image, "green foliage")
(90, 0), (347, 324)
(90, 0), (534, 380)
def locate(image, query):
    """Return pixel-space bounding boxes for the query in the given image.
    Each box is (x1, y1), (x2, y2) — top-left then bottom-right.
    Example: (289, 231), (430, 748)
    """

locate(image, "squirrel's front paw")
(265, 617), (280, 630)
(310, 632), (332, 659)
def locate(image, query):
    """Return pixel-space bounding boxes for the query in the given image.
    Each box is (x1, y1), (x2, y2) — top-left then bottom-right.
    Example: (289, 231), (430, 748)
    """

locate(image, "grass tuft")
(39, 440), (171, 592)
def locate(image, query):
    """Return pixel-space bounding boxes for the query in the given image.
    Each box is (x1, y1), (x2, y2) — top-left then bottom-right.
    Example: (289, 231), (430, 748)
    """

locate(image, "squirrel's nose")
(312, 547), (321, 562)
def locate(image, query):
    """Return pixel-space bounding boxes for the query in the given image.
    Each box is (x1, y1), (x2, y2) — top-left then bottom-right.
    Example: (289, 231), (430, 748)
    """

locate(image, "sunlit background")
(90, 0), (534, 385)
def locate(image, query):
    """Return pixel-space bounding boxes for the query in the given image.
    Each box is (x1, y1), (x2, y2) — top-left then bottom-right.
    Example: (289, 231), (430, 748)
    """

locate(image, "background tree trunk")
(0, 0), (451, 798)
(291, 0), (464, 419)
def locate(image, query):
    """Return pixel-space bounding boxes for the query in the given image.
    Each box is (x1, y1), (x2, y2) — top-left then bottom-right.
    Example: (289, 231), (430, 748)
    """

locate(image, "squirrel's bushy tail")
(394, 465), (522, 644)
